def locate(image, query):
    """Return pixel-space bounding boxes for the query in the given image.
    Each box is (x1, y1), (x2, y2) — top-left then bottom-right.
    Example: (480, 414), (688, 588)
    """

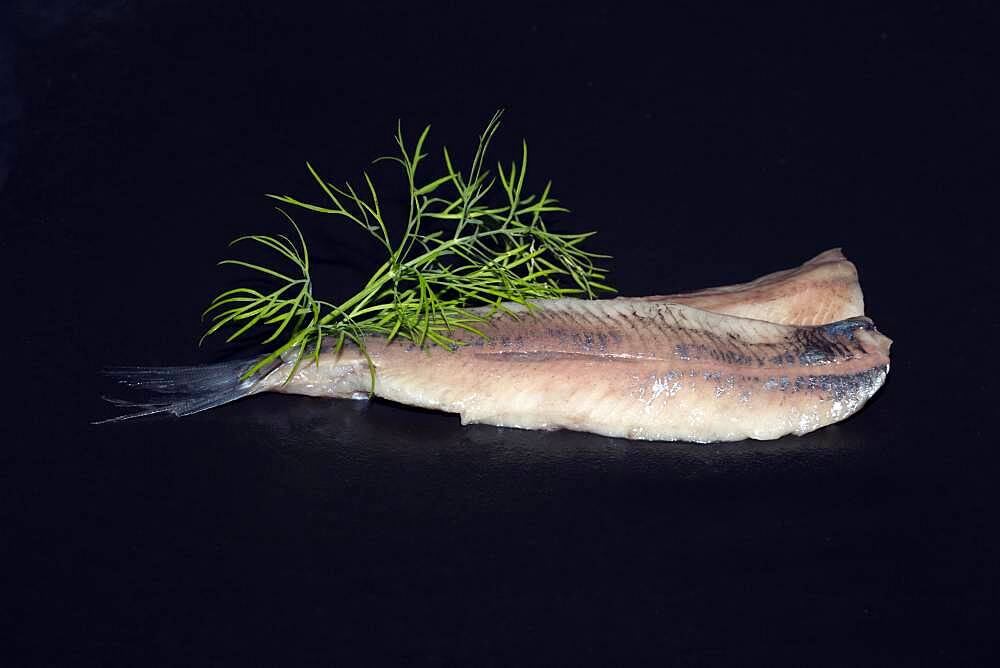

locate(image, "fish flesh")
(103, 251), (890, 442)
(256, 299), (890, 442)
(636, 248), (865, 326)
(105, 300), (891, 442)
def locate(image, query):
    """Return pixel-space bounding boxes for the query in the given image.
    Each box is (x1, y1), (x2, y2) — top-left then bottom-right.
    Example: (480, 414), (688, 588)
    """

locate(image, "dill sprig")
(202, 111), (613, 383)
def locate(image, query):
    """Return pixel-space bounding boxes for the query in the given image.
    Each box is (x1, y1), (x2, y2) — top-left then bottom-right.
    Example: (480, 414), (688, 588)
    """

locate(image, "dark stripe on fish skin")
(798, 367), (887, 399)
(796, 330), (838, 366)
(571, 332), (596, 351)
(817, 317), (875, 341)
(653, 308), (680, 341)
(648, 314), (672, 340)
(823, 337), (851, 359)
(628, 311), (657, 350)
(544, 327), (568, 342)
(734, 332), (767, 366)
(567, 304), (597, 329)
(813, 328), (844, 358)
(706, 332), (732, 364)
(498, 309), (880, 372)
(471, 350), (673, 363)
(580, 302), (607, 326)
(759, 366), (886, 399)
(798, 347), (830, 366)
(582, 305), (612, 330)
(763, 376), (793, 392)
(624, 311), (641, 332)
(415, 305), (884, 381)
(769, 350), (797, 366)
(822, 336), (847, 361)
(704, 330), (754, 367)
(665, 307), (687, 333)
(788, 329), (829, 366)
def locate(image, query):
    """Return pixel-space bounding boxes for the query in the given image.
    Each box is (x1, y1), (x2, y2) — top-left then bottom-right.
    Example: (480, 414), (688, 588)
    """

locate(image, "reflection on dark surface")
(234, 392), (870, 472)
(24, 355), (967, 663)
(61, 391), (922, 663)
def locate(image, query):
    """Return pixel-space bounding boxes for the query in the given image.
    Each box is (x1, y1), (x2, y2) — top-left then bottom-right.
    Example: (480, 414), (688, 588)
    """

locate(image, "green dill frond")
(202, 110), (614, 384)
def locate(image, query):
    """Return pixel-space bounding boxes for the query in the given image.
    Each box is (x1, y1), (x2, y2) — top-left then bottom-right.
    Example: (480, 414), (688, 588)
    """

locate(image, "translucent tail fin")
(96, 357), (279, 424)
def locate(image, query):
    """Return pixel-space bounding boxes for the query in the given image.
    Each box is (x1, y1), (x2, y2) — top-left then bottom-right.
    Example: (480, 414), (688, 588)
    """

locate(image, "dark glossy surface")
(3, 2), (996, 664)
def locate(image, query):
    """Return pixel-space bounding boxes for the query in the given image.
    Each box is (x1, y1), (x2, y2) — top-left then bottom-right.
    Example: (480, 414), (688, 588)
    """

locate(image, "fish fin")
(95, 357), (279, 423)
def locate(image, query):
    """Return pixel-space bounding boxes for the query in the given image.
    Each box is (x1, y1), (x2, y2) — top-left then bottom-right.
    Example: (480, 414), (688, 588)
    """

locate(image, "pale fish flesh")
(253, 299), (891, 442)
(637, 248), (865, 326)
(103, 251), (890, 441)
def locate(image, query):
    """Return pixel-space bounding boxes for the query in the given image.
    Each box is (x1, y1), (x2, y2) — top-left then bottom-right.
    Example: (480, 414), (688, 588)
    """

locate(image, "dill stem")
(205, 112), (613, 382)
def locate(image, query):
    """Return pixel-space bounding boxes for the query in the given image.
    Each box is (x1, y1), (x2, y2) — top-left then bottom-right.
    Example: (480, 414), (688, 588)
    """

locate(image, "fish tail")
(96, 357), (280, 423)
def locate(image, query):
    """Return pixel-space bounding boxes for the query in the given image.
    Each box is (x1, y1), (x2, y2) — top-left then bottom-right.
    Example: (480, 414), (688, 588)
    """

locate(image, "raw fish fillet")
(255, 299), (891, 442)
(103, 251), (890, 441)
(637, 248), (864, 326)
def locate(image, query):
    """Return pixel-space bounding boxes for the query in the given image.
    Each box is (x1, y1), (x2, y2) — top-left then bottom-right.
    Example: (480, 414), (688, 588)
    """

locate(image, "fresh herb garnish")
(201, 111), (613, 385)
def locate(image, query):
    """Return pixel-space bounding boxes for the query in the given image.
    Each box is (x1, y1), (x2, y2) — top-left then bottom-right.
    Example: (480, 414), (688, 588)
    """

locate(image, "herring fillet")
(101, 251), (889, 441)
(253, 299), (891, 442)
(636, 248), (865, 326)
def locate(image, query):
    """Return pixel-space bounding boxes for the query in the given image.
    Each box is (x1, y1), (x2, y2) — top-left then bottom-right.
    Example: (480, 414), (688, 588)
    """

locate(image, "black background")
(2, 1), (997, 664)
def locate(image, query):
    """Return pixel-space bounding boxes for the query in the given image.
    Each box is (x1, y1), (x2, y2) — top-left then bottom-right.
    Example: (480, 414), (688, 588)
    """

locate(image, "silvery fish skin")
(102, 250), (888, 440)
(636, 248), (865, 326)
(261, 299), (891, 442)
